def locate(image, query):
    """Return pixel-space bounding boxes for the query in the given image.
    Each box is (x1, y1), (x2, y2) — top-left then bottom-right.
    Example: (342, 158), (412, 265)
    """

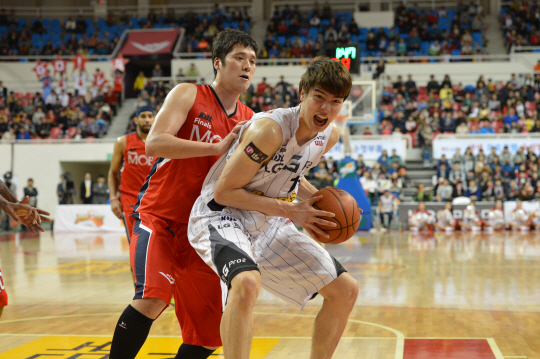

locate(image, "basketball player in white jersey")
(188, 57), (359, 359)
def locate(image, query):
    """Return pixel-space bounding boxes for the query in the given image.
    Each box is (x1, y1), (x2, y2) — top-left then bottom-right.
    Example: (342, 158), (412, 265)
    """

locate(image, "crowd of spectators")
(0, 78), (117, 141)
(429, 146), (540, 203)
(377, 73), (540, 152)
(500, 1), (540, 52)
(0, 5), (250, 57)
(304, 150), (409, 205)
(258, 0), (485, 64)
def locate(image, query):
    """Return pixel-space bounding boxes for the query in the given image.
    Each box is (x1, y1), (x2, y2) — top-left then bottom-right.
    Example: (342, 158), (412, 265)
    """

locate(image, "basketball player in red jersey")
(109, 29), (258, 359)
(0, 178), (52, 317)
(108, 107), (155, 242)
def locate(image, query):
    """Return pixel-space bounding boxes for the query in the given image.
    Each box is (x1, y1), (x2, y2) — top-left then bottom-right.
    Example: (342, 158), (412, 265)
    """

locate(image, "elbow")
(145, 138), (158, 157)
(213, 182), (231, 206)
(213, 186), (226, 205)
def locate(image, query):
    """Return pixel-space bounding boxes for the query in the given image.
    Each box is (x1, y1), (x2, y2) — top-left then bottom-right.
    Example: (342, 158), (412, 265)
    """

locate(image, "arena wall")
(10, 141), (114, 218)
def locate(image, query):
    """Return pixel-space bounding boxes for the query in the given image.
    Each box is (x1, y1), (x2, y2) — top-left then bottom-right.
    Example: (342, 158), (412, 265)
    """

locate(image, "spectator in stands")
(466, 179), (481, 201)
(378, 190), (399, 231)
(413, 183), (432, 202)
(58, 173), (76, 204)
(133, 71), (146, 95)
(356, 154), (367, 175)
(313, 160), (333, 189)
(92, 174), (109, 204)
(437, 178), (453, 202)
(0, 81), (7, 101)
(75, 15), (87, 34)
(152, 64), (163, 78)
(64, 16), (76, 33)
(360, 172), (378, 203)
(186, 63), (199, 77)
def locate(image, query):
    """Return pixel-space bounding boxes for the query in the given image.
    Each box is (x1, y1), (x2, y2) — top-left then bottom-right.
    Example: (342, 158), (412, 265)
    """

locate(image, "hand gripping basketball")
(311, 188), (363, 244)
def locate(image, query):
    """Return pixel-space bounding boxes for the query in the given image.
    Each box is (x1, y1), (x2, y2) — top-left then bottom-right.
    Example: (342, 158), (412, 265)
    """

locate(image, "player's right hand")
(215, 121), (247, 155)
(111, 199), (123, 220)
(288, 196), (336, 240)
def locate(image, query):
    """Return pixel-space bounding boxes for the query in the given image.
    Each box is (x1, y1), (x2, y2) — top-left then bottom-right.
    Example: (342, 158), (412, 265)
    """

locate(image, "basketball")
(311, 188), (362, 244)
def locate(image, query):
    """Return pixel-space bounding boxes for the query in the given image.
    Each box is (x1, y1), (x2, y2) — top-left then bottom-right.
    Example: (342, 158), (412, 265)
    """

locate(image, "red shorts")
(131, 213), (222, 347)
(120, 193), (138, 243)
(0, 268), (7, 307)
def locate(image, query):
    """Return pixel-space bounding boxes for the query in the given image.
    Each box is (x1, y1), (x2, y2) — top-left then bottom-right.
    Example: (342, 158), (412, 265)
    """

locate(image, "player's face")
(137, 111), (155, 134)
(216, 45), (256, 93)
(300, 87), (344, 134)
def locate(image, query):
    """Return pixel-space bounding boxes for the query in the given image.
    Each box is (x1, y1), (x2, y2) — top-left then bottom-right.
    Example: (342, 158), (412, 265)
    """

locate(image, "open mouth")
(240, 75), (249, 80)
(314, 115), (328, 126)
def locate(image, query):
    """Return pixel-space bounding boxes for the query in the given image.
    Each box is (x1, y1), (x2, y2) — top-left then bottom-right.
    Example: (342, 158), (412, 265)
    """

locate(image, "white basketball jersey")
(196, 104), (333, 235)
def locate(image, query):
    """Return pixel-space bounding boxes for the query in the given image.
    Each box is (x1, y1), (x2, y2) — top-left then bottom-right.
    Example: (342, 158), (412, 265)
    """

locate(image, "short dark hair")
(298, 57), (352, 99)
(212, 28), (258, 77)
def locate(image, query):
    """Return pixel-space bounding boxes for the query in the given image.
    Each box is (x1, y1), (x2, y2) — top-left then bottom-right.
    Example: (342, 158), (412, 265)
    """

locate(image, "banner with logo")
(322, 136), (407, 162)
(433, 136), (540, 159)
(120, 29), (179, 55)
(54, 205), (125, 233)
(349, 138), (406, 161)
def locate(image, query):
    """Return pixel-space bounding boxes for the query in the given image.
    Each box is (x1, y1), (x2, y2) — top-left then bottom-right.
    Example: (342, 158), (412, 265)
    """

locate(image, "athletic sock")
(109, 304), (154, 359)
(175, 343), (216, 359)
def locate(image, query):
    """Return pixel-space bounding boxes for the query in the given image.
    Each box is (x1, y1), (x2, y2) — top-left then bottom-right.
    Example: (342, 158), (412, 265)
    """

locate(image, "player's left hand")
(214, 121), (247, 155)
(14, 196), (52, 234)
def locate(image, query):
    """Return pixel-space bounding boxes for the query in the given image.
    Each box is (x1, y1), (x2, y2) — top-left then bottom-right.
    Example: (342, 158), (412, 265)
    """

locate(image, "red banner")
(120, 29), (179, 55)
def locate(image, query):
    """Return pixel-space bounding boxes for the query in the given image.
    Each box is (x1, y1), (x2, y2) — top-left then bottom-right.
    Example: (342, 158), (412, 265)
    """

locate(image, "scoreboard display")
(332, 46), (360, 74)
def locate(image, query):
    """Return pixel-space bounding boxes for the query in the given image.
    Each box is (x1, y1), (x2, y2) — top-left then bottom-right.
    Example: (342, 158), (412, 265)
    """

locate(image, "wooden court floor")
(0, 229), (539, 358)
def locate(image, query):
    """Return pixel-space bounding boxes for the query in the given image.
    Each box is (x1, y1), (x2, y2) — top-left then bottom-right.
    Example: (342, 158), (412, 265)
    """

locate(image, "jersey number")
(286, 155), (303, 192)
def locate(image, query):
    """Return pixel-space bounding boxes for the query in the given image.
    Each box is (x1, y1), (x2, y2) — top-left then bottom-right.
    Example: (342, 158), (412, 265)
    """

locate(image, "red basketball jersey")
(134, 84), (254, 223)
(119, 132), (153, 197)
(0, 268), (7, 307)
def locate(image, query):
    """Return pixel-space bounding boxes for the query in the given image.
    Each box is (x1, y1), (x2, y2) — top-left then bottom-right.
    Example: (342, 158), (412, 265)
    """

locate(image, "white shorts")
(188, 202), (346, 309)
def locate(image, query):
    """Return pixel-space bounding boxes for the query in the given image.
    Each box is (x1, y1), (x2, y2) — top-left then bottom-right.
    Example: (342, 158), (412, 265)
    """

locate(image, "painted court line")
(487, 338), (505, 359)
(253, 311), (405, 359)
(0, 333), (396, 340)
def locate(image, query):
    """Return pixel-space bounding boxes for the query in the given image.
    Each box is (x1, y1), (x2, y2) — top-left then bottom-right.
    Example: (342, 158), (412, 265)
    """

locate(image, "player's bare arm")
(146, 83), (243, 159)
(0, 180), (51, 234)
(214, 119), (336, 239)
(297, 124), (340, 200)
(108, 135), (126, 220)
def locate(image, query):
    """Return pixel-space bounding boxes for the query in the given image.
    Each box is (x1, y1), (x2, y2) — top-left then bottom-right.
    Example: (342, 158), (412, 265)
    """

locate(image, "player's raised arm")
(108, 136), (126, 219)
(146, 83), (240, 159)
(213, 118), (336, 238)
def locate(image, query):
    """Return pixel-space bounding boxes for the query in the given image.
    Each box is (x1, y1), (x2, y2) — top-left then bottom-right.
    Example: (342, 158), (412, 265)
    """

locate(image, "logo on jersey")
(190, 125), (222, 143)
(244, 142), (268, 163)
(198, 111), (213, 122)
(159, 272), (175, 284)
(314, 134), (326, 146)
(128, 152), (154, 166)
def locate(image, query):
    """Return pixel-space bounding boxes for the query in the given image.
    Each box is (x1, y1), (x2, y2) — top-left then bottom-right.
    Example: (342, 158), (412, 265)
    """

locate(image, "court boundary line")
(487, 338), (506, 359)
(0, 313), (524, 359)
(252, 311), (405, 359)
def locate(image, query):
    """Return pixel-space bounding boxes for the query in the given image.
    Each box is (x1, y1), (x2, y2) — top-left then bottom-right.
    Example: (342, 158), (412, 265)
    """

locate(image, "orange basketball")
(311, 188), (363, 244)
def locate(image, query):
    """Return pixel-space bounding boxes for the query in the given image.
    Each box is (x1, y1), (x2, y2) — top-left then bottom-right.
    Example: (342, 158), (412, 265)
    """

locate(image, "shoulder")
(166, 83), (198, 103)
